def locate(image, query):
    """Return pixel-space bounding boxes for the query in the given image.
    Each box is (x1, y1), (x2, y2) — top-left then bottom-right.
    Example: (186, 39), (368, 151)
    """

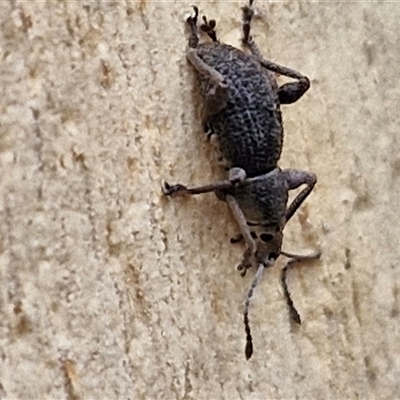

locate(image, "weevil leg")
(228, 167), (247, 184)
(225, 194), (256, 276)
(164, 168), (280, 197)
(201, 15), (218, 42)
(226, 168), (284, 276)
(250, 54), (311, 105)
(186, 6), (225, 84)
(241, 0), (263, 57)
(255, 54), (310, 105)
(241, 1), (310, 104)
(282, 169), (317, 222)
(258, 59), (310, 86)
(280, 251), (321, 323)
(187, 6), (200, 48)
(186, 50), (228, 116)
(230, 233), (244, 243)
(164, 168), (282, 198)
(163, 167), (248, 196)
(186, 8), (229, 116)
(277, 78), (310, 104)
(163, 179), (235, 196)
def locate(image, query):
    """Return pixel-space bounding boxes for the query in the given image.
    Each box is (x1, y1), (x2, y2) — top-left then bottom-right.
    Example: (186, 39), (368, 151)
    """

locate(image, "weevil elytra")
(163, 1), (320, 360)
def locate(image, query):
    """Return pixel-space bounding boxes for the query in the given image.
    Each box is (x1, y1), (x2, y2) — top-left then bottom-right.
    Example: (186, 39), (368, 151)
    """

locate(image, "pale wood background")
(1, 1), (399, 399)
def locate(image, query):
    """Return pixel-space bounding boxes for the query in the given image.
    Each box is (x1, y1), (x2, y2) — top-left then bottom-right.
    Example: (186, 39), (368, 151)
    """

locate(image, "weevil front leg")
(186, 6), (200, 49)
(163, 180), (234, 196)
(163, 167), (247, 196)
(241, 0), (310, 104)
(186, 6), (225, 84)
(280, 251), (321, 323)
(241, 0), (262, 57)
(282, 169), (317, 222)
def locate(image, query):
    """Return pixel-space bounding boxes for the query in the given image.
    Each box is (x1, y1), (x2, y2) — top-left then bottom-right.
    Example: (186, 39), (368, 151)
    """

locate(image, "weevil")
(163, 1), (320, 359)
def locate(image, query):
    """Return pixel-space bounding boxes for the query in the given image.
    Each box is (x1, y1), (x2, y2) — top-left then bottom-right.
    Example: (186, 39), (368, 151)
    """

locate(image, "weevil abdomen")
(195, 42), (283, 177)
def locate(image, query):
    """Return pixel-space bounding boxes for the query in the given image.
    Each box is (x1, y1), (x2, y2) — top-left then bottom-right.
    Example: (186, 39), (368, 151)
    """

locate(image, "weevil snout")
(252, 226), (283, 266)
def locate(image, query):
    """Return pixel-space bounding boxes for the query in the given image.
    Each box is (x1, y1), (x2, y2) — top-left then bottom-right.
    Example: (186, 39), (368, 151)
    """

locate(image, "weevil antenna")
(244, 263), (265, 360)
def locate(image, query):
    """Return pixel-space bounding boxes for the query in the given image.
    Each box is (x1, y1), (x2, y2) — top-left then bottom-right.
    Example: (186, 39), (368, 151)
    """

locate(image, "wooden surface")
(1, 1), (400, 398)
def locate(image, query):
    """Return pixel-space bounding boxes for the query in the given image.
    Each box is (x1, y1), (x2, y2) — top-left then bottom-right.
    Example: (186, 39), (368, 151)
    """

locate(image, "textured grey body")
(197, 42), (282, 177)
(163, 2), (320, 360)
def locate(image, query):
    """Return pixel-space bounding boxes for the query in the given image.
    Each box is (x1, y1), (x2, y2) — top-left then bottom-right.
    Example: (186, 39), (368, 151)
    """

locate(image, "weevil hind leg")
(241, 0), (263, 58)
(240, 1), (310, 104)
(280, 251), (321, 324)
(187, 6), (200, 49)
(278, 78), (310, 104)
(279, 168), (320, 322)
(186, 47), (229, 116)
(186, 8), (229, 116)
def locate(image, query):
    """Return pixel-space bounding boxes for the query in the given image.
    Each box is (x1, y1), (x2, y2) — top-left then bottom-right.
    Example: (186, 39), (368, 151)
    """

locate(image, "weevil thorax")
(234, 169), (288, 264)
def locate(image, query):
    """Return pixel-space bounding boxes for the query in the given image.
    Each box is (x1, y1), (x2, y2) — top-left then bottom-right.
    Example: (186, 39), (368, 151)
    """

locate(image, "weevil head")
(234, 169), (288, 265)
(233, 168), (289, 268)
(250, 223), (284, 266)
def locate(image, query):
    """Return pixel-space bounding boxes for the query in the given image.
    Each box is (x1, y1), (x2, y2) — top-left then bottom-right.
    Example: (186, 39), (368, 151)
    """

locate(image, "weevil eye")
(269, 252), (279, 260)
(260, 233), (274, 242)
